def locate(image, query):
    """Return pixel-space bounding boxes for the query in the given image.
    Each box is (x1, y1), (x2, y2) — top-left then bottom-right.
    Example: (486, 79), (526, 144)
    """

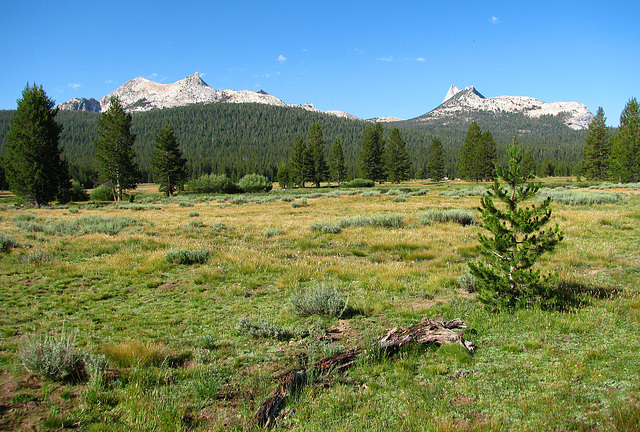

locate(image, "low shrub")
(19, 333), (86, 382)
(537, 188), (627, 205)
(291, 284), (347, 317)
(238, 173), (273, 193)
(456, 272), (478, 293)
(0, 231), (17, 252)
(186, 173), (237, 194)
(90, 184), (114, 201)
(69, 179), (90, 201)
(418, 208), (476, 226)
(340, 213), (404, 229)
(342, 178), (375, 188)
(309, 221), (342, 234)
(263, 228), (281, 238)
(237, 318), (294, 340)
(188, 211), (199, 217)
(165, 249), (210, 265)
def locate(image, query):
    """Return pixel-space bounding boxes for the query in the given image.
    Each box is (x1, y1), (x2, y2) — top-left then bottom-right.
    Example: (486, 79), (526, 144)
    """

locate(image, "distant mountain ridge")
(415, 85), (594, 130)
(58, 72), (358, 120)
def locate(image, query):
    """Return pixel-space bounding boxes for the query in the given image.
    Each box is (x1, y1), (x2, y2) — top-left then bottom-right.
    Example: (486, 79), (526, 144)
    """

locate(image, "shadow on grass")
(545, 277), (620, 311)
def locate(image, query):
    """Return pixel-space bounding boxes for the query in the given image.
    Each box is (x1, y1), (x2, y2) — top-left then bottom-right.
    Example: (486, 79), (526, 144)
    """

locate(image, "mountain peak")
(420, 85), (593, 130)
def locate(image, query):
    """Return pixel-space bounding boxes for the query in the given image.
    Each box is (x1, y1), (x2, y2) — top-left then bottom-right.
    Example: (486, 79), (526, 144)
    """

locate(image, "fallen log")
(255, 317), (474, 427)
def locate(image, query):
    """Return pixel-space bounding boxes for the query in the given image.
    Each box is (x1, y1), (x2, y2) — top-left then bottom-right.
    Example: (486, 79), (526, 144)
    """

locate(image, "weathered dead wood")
(255, 318), (473, 427)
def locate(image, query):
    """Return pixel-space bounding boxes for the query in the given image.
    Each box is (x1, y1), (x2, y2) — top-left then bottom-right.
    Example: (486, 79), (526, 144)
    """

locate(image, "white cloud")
(416, 57), (426, 62)
(68, 82), (82, 89)
(147, 72), (158, 79)
(377, 56), (393, 62)
(490, 16), (500, 24)
(277, 54), (287, 63)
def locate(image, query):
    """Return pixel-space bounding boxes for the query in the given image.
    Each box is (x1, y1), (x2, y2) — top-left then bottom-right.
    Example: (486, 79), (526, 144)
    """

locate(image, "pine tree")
(478, 130), (497, 180)
(384, 128), (411, 183)
(306, 123), (328, 187)
(458, 121), (481, 180)
(277, 161), (291, 189)
(469, 138), (564, 310)
(4, 84), (71, 207)
(521, 150), (537, 178)
(152, 124), (187, 197)
(427, 137), (445, 181)
(289, 138), (307, 187)
(95, 97), (140, 201)
(330, 138), (346, 185)
(359, 123), (385, 182)
(581, 107), (610, 180)
(609, 98), (640, 182)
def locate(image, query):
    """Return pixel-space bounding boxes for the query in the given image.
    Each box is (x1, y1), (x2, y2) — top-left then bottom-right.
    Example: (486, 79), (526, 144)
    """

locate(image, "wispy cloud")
(490, 16), (500, 24)
(377, 56), (393, 62)
(277, 54), (287, 63)
(68, 82), (82, 89)
(416, 57), (426, 62)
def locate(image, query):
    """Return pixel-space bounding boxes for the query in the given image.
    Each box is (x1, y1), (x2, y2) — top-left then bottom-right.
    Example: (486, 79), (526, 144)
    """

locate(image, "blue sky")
(1, 1), (638, 126)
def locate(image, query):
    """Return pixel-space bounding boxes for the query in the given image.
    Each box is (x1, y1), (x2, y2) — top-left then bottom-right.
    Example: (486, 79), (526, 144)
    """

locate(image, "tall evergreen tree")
(581, 107), (610, 180)
(4, 84), (71, 207)
(306, 123), (328, 187)
(609, 98), (640, 182)
(384, 128), (411, 183)
(359, 122), (385, 182)
(330, 138), (346, 185)
(152, 124), (187, 197)
(469, 138), (564, 310)
(427, 137), (445, 181)
(289, 138), (307, 187)
(95, 97), (140, 201)
(478, 130), (497, 180)
(458, 121), (482, 180)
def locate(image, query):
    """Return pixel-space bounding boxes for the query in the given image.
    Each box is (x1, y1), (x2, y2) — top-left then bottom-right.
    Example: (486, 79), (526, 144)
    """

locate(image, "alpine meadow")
(0, 81), (639, 432)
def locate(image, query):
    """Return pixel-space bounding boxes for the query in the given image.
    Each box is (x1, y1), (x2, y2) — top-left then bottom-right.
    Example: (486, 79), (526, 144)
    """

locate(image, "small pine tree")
(330, 138), (346, 185)
(478, 130), (497, 181)
(581, 107), (610, 180)
(521, 150), (537, 178)
(469, 138), (564, 311)
(289, 138), (307, 187)
(306, 123), (328, 188)
(384, 128), (411, 183)
(152, 124), (188, 197)
(458, 121), (481, 180)
(427, 137), (446, 181)
(95, 97), (140, 201)
(609, 98), (640, 183)
(4, 84), (71, 207)
(359, 123), (385, 183)
(277, 161), (291, 189)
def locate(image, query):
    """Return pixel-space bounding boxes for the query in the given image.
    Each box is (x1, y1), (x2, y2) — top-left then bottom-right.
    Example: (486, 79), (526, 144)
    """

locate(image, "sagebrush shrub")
(341, 178), (375, 188)
(419, 208), (476, 226)
(0, 232), (17, 252)
(237, 318), (293, 340)
(19, 333), (86, 382)
(291, 284), (347, 317)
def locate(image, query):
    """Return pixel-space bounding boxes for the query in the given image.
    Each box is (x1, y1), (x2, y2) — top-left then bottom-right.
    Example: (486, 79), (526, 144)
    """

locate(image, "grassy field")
(0, 179), (639, 431)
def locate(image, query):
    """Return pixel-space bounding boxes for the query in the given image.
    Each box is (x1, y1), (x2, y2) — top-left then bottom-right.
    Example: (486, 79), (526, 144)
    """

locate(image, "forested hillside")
(0, 103), (588, 187)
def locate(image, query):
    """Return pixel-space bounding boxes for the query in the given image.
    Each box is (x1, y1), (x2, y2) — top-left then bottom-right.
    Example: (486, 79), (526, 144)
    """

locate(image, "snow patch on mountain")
(423, 85), (593, 130)
(59, 73), (355, 120)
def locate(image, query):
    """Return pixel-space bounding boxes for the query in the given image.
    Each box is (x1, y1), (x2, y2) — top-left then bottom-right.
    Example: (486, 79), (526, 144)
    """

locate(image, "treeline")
(0, 102), (589, 188)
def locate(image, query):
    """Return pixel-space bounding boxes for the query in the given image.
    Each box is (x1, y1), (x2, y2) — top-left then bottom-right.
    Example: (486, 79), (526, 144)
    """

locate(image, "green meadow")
(0, 180), (639, 431)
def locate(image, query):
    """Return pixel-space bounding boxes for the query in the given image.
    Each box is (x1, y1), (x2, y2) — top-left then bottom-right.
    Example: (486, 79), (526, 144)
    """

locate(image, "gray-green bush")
(19, 333), (85, 382)
(237, 318), (293, 340)
(418, 208), (476, 226)
(291, 284), (347, 317)
(237, 173), (273, 193)
(339, 213), (404, 229)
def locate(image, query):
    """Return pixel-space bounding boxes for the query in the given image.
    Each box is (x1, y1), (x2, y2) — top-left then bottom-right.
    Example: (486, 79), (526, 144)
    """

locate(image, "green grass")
(0, 183), (639, 431)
